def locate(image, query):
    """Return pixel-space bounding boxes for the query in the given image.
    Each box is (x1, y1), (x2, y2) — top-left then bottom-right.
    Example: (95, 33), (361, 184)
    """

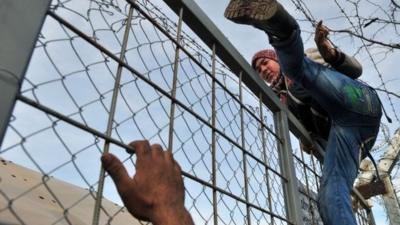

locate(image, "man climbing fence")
(224, 0), (382, 224)
(252, 21), (363, 158)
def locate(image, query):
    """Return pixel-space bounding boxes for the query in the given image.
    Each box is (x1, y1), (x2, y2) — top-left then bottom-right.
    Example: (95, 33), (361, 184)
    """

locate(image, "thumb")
(102, 153), (131, 188)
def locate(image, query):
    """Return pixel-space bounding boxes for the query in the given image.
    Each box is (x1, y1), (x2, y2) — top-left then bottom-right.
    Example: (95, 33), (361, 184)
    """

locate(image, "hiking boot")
(224, 0), (279, 25)
(224, 0), (297, 40)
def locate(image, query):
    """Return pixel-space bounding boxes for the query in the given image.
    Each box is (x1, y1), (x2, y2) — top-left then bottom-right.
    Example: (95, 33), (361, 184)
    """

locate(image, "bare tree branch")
(375, 88), (400, 99)
(332, 29), (400, 49)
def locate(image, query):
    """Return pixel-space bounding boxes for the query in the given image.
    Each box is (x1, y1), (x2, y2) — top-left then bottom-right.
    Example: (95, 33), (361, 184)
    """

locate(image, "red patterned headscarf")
(251, 49), (278, 69)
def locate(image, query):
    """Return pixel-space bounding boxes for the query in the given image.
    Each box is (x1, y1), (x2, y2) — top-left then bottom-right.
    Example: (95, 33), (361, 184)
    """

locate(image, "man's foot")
(224, 0), (278, 25)
(224, 0), (297, 41)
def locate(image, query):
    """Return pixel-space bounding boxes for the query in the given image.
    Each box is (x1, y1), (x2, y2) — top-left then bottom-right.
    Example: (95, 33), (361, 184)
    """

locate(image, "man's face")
(255, 58), (280, 84)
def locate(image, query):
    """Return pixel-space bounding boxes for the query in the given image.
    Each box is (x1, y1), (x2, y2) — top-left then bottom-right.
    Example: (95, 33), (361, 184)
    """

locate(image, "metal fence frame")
(0, 0), (51, 146)
(0, 0), (376, 224)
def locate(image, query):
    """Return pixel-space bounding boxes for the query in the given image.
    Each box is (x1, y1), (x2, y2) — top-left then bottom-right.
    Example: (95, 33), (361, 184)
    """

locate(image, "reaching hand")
(314, 20), (337, 63)
(101, 140), (194, 225)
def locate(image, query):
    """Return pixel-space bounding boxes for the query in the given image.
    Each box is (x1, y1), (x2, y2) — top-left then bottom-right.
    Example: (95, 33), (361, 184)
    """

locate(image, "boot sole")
(224, 0), (278, 24)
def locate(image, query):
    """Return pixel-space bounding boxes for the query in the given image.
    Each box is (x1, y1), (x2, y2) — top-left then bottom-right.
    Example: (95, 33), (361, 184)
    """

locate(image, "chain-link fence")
(0, 0), (375, 224)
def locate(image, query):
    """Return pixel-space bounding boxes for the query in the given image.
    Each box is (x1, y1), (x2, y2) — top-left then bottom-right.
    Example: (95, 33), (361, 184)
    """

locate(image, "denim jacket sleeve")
(304, 48), (363, 79)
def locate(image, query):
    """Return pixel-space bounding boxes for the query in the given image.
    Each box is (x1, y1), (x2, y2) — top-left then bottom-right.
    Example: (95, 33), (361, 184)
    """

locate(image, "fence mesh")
(0, 0), (374, 224)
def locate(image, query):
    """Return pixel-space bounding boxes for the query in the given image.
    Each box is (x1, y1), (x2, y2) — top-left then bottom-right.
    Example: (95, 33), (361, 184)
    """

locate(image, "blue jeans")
(270, 28), (382, 225)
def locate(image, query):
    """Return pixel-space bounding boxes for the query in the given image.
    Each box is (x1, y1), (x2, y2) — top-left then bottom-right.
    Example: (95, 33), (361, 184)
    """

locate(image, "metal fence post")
(274, 110), (303, 225)
(168, 7), (184, 152)
(239, 72), (251, 225)
(211, 44), (219, 225)
(92, 5), (135, 225)
(259, 94), (275, 225)
(382, 176), (400, 225)
(367, 208), (376, 225)
(0, 0), (51, 146)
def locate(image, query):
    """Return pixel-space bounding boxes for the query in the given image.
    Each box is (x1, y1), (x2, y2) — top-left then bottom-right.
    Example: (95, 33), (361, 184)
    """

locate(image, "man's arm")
(327, 49), (363, 79)
(315, 21), (362, 79)
(101, 140), (194, 225)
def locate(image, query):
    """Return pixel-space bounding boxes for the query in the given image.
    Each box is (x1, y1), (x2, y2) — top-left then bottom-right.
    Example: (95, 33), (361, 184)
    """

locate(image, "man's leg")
(317, 127), (360, 225)
(274, 38), (362, 225)
(301, 54), (383, 225)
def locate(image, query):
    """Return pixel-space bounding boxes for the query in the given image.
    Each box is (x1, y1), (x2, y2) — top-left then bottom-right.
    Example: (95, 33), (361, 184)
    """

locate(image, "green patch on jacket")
(343, 85), (363, 105)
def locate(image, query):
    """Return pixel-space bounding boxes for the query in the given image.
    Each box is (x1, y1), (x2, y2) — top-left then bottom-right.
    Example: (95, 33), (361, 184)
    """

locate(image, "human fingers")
(315, 20), (322, 34)
(316, 20), (322, 30)
(150, 143), (164, 158)
(173, 160), (182, 173)
(164, 150), (174, 161)
(318, 21), (330, 35)
(129, 140), (150, 160)
(102, 153), (131, 188)
(315, 21), (327, 41)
